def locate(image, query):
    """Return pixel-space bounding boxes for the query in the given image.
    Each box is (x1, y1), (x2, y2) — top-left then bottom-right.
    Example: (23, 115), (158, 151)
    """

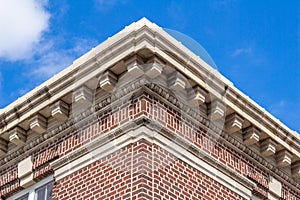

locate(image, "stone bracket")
(20, 173), (36, 188)
(243, 126), (261, 146)
(51, 100), (69, 121)
(260, 138), (277, 157)
(9, 127), (26, 146)
(277, 150), (292, 168)
(208, 100), (225, 120)
(189, 85), (208, 105)
(145, 56), (163, 78)
(126, 55), (145, 77)
(225, 113), (244, 134)
(73, 85), (93, 105)
(99, 71), (117, 93)
(168, 71), (186, 91)
(30, 114), (47, 134)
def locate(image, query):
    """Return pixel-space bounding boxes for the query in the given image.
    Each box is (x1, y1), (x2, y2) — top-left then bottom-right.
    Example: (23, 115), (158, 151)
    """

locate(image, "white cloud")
(29, 51), (74, 78)
(29, 38), (97, 79)
(231, 47), (252, 57)
(0, 0), (50, 61)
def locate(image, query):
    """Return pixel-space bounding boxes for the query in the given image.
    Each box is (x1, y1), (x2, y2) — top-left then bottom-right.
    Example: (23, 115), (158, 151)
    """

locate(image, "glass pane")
(36, 187), (46, 200)
(46, 183), (53, 200)
(35, 182), (53, 200)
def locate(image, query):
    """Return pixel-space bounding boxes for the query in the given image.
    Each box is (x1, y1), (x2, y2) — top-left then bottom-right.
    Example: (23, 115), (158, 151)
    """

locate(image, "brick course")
(0, 93), (299, 199)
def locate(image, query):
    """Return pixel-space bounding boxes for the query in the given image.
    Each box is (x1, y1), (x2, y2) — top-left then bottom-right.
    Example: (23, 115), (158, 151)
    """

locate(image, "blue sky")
(0, 0), (299, 132)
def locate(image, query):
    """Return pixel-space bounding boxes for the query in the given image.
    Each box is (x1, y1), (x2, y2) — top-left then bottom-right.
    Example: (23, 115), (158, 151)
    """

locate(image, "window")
(16, 194), (28, 200)
(35, 182), (52, 200)
(7, 176), (53, 200)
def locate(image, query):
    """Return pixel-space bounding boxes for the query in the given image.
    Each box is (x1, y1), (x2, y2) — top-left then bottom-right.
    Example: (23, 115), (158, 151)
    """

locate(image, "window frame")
(35, 181), (53, 200)
(15, 194), (29, 200)
(7, 176), (53, 200)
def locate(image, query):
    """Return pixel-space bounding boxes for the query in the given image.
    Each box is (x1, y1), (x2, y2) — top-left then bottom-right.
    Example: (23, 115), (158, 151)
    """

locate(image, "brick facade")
(1, 93), (299, 199)
(53, 140), (245, 200)
(0, 18), (299, 200)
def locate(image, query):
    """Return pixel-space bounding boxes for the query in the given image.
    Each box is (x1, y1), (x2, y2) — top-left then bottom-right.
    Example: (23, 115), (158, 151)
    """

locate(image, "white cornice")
(0, 17), (299, 161)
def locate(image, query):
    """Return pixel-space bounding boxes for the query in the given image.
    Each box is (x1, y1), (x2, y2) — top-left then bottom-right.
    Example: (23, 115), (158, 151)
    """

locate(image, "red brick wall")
(53, 140), (245, 200)
(282, 184), (300, 200)
(1, 94), (300, 199)
(0, 167), (20, 198)
(53, 142), (133, 200)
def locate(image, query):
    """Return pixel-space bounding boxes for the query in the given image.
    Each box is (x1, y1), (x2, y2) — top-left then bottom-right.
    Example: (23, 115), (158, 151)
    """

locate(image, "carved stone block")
(208, 100), (225, 120)
(18, 156), (36, 188)
(260, 138), (277, 157)
(225, 113), (244, 134)
(20, 173), (36, 188)
(243, 127), (261, 146)
(99, 71), (117, 93)
(73, 85), (93, 107)
(18, 156), (33, 178)
(277, 150), (292, 168)
(145, 56), (163, 78)
(9, 127), (26, 146)
(51, 100), (69, 121)
(168, 71), (186, 91)
(126, 55), (144, 77)
(29, 114), (47, 134)
(189, 86), (208, 105)
(268, 176), (282, 198)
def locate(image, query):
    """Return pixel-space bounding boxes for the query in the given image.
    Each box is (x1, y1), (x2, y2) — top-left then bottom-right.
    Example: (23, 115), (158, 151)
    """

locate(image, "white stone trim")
(277, 150), (292, 167)
(29, 114), (47, 134)
(168, 71), (186, 91)
(244, 126), (261, 146)
(50, 100), (69, 121)
(99, 71), (117, 93)
(189, 85), (208, 105)
(225, 113), (244, 134)
(145, 55), (163, 78)
(9, 127), (26, 146)
(261, 138), (277, 157)
(208, 100), (225, 120)
(18, 156), (36, 188)
(51, 126), (254, 199)
(268, 176), (282, 199)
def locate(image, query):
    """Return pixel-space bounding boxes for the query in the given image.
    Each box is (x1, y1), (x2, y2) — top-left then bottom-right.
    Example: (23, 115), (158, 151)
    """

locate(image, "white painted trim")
(7, 176), (53, 200)
(52, 126), (253, 199)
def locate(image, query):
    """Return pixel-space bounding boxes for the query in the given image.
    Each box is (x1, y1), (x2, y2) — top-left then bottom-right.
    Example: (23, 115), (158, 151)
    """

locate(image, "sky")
(0, 0), (299, 132)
